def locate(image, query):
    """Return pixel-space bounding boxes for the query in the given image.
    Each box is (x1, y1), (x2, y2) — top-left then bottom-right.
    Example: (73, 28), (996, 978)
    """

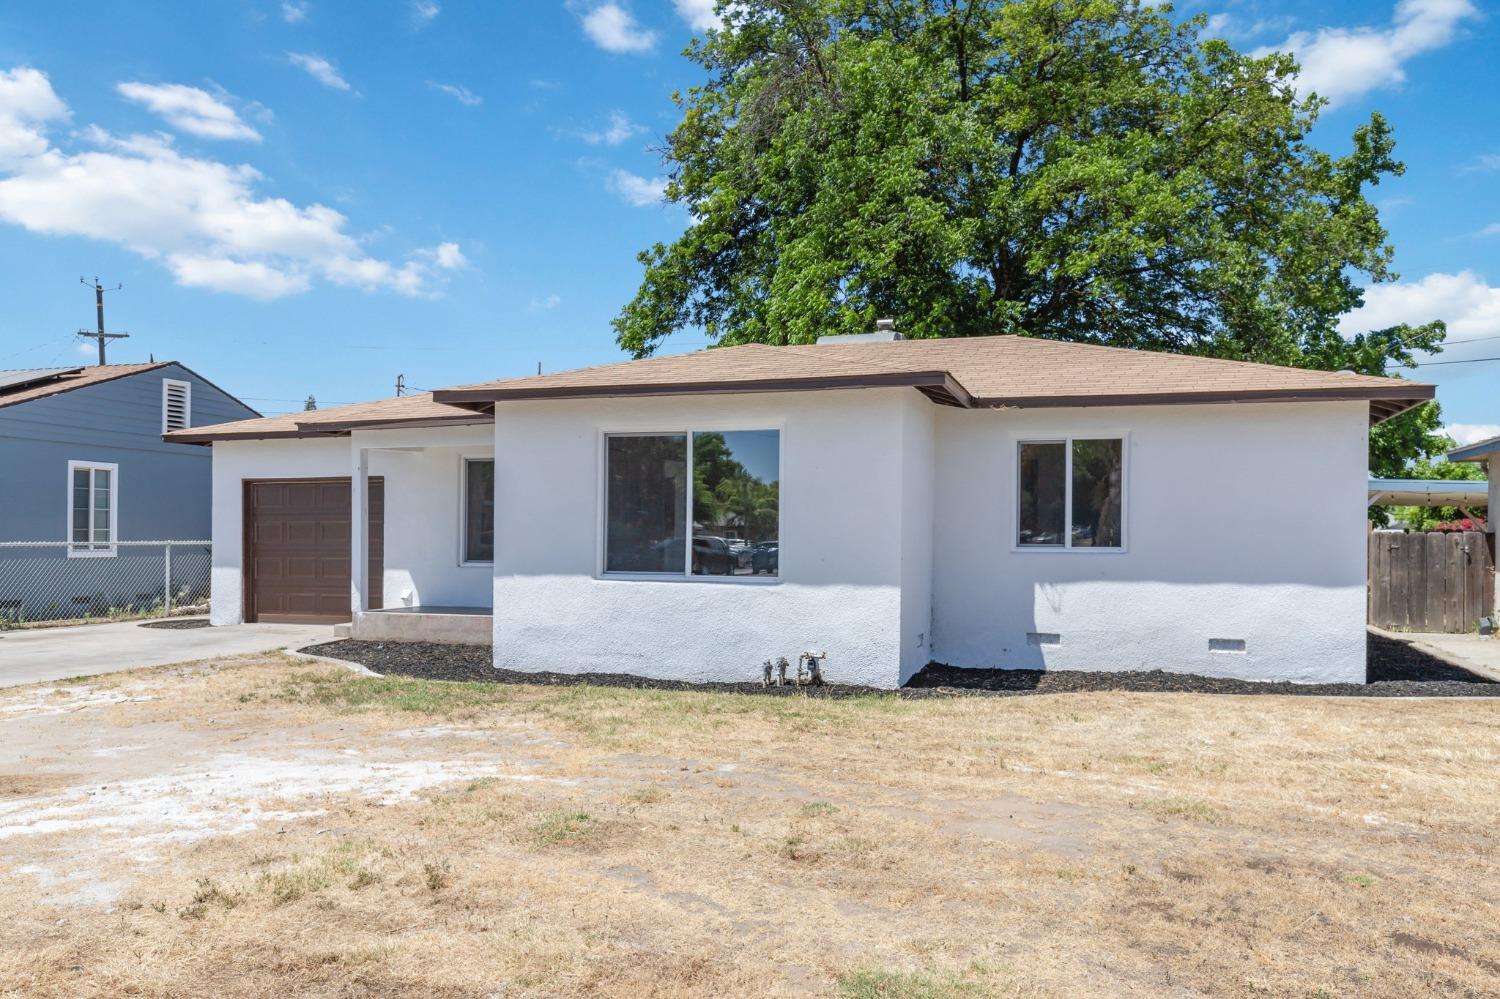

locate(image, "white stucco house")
(169, 331), (1433, 688)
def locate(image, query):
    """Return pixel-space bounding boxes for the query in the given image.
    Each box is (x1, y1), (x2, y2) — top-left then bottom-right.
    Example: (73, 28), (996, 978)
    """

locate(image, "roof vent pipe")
(816, 317), (905, 344)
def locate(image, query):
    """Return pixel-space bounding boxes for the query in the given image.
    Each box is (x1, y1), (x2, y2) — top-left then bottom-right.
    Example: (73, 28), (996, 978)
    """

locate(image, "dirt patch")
(138, 617), (212, 630)
(303, 630), (1500, 697)
(3, 654), (1500, 997)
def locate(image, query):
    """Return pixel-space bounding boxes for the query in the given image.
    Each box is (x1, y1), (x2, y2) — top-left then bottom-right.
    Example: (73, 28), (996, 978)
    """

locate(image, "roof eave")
(1447, 434), (1500, 463)
(162, 429), (344, 445)
(432, 371), (975, 408)
(975, 384), (1434, 425)
(298, 414), (494, 433)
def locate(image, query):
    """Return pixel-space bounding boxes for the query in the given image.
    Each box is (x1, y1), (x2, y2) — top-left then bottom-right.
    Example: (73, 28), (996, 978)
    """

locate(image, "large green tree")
(615, 0), (1414, 374)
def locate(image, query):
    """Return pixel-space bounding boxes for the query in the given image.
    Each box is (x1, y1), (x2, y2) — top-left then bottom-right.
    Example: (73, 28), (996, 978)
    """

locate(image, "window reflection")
(1071, 439), (1123, 548)
(1017, 441), (1066, 546)
(691, 430), (780, 576)
(463, 459), (495, 562)
(605, 435), (688, 573)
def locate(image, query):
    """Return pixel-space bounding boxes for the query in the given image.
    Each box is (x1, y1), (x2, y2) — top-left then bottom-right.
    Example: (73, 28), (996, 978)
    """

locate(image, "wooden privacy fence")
(1368, 531), (1495, 633)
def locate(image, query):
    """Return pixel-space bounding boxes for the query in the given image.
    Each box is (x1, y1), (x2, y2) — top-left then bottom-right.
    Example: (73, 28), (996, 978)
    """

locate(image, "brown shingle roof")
(433, 336), (1434, 424)
(0, 363), (169, 409)
(164, 391), (487, 444)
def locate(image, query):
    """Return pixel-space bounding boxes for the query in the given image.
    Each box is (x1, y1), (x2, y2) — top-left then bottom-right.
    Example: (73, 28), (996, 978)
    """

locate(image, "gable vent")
(162, 378), (191, 432)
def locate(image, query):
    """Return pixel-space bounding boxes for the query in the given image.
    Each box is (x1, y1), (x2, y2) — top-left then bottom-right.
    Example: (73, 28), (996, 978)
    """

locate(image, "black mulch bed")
(139, 618), (212, 630)
(299, 631), (1500, 698)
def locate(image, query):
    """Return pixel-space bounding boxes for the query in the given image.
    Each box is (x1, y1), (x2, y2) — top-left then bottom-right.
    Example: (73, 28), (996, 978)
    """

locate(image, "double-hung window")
(604, 430), (780, 578)
(461, 458), (495, 563)
(68, 460), (118, 557)
(1017, 437), (1124, 550)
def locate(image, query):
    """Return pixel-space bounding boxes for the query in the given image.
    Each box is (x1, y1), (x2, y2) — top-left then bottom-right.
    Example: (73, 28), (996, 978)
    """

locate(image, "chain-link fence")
(0, 541), (211, 627)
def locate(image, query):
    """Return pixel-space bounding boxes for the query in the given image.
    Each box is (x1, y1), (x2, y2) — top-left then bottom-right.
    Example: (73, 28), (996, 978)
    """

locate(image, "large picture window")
(1017, 438), (1124, 550)
(462, 458), (495, 563)
(605, 430), (780, 578)
(67, 460), (118, 557)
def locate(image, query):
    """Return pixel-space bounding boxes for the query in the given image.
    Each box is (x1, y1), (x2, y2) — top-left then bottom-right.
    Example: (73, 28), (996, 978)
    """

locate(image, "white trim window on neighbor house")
(1017, 436), (1125, 551)
(603, 429), (781, 579)
(67, 459), (118, 557)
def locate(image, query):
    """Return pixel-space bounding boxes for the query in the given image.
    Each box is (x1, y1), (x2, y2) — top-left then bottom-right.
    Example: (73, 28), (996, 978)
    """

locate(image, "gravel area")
(138, 618), (212, 631)
(300, 631), (1500, 698)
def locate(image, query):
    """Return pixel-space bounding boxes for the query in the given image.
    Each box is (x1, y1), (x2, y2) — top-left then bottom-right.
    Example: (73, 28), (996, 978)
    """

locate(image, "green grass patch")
(837, 966), (996, 999)
(1141, 797), (1225, 824)
(273, 669), (515, 716)
(531, 810), (606, 848)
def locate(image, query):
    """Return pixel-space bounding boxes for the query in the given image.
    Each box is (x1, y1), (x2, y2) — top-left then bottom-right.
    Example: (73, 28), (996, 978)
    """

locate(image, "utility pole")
(395, 373), (406, 397)
(76, 277), (129, 365)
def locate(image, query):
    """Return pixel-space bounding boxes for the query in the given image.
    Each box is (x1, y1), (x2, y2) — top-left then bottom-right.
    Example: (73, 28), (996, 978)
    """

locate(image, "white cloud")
(411, 1), (440, 24)
(429, 81), (481, 106)
(580, 111), (642, 146)
(168, 255), (310, 299)
(0, 67), (69, 165)
(1340, 271), (1500, 342)
(0, 66), (461, 300)
(1257, 0), (1478, 107)
(116, 82), (261, 142)
(606, 169), (666, 207)
(422, 241), (467, 270)
(528, 293), (561, 312)
(287, 52), (351, 92)
(281, 1), (309, 23)
(580, 3), (658, 53)
(1446, 424), (1500, 447)
(674, 0), (719, 32)
(1460, 153), (1500, 173)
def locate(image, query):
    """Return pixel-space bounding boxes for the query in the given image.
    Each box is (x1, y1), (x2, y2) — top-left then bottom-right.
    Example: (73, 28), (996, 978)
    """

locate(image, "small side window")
(462, 458), (495, 563)
(162, 378), (191, 432)
(1017, 437), (1124, 550)
(67, 461), (118, 557)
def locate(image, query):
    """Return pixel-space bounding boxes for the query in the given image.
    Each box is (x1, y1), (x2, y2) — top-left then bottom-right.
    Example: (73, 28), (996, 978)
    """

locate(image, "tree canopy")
(614, 0), (1451, 471)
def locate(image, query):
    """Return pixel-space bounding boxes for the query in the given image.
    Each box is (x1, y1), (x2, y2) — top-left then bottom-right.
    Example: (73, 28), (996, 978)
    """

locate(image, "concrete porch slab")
(352, 607), (492, 646)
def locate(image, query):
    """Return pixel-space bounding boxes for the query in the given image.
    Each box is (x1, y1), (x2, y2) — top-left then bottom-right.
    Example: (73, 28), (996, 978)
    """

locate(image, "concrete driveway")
(0, 619), (334, 688)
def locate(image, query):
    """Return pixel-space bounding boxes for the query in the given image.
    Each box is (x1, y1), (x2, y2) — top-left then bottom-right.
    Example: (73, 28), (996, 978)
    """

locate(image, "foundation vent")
(1209, 638), (1247, 654)
(1026, 632), (1061, 647)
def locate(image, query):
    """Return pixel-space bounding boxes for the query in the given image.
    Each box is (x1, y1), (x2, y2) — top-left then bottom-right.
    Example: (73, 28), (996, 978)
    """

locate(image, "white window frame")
(161, 378), (192, 433)
(66, 460), (119, 558)
(456, 452), (496, 567)
(1013, 434), (1128, 553)
(597, 425), (784, 584)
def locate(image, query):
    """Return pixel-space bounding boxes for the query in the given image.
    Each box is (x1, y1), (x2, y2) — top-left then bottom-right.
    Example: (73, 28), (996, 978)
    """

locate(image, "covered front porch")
(347, 423), (494, 645)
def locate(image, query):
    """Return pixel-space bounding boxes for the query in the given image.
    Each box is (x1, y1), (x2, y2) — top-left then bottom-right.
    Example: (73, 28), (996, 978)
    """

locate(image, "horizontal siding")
(0, 364), (257, 542)
(0, 363), (258, 452)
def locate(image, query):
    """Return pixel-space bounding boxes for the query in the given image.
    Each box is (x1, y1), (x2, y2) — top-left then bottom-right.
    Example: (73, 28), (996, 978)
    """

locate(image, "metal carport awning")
(1368, 478), (1491, 507)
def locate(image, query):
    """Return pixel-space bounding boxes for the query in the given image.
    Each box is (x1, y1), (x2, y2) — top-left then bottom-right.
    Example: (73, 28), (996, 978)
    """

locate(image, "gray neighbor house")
(0, 362), (257, 623)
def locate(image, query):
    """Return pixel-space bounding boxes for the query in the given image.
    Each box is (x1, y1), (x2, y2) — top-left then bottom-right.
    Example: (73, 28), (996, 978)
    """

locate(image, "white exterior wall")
(490, 389), (933, 688)
(930, 401), (1371, 683)
(208, 426), (491, 625)
(897, 393), (936, 683)
(352, 426), (493, 610)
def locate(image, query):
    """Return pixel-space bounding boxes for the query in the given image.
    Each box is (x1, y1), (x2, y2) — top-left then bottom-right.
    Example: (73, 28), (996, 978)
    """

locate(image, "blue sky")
(0, 0), (1495, 441)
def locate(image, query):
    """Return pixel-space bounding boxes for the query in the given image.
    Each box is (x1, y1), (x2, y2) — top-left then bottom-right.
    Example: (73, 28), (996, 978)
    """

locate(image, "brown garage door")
(244, 478), (384, 624)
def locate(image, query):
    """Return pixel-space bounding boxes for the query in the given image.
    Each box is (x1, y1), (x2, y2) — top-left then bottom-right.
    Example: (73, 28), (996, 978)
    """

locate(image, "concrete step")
(333, 623), (352, 639)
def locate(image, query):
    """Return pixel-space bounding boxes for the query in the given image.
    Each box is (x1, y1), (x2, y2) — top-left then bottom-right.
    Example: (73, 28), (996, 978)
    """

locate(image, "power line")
(1389, 355), (1500, 368)
(1437, 332), (1500, 347)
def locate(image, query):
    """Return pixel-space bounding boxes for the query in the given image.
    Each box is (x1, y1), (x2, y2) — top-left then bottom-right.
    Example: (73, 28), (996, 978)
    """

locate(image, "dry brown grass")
(2, 655), (1499, 997)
